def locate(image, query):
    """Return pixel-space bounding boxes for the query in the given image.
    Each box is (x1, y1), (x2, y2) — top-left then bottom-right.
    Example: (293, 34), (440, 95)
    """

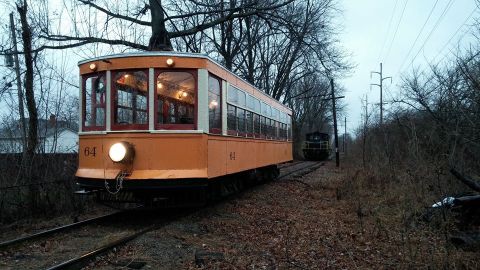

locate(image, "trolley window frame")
(82, 72), (107, 132)
(208, 73), (222, 134)
(110, 69), (150, 131)
(153, 69), (198, 130)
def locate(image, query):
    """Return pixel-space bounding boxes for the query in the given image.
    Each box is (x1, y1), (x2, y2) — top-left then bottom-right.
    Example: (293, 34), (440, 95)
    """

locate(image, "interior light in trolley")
(178, 91), (188, 99)
(209, 100), (218, 109)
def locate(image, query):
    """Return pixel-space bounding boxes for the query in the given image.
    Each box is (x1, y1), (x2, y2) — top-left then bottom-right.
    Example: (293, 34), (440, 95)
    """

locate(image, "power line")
(431, 8), (478, 65)
(378, 0), (399, 62)
(406, 0), (454, 69)
(384, 0), (409, 61)
(397, 0), (439, 73)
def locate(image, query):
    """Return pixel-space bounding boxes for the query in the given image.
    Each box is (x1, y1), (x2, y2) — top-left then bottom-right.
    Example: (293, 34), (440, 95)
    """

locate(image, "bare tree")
(17, 1), (38, 160)
(34, 0), (295, 52)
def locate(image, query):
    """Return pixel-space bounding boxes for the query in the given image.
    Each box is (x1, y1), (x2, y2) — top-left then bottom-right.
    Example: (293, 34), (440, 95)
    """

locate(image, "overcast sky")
(339, 0), (478, 134)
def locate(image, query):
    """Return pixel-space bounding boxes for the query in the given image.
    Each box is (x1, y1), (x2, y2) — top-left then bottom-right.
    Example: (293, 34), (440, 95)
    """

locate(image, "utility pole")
(364, 96), (368, 128)
(370, 63), (391, 125)
(362, 95), (369, 168)
(10, 12), (27, 154)
(330, 78), (340, 167)
(344, 117), (346, 156)
(321, 80), (344, 167)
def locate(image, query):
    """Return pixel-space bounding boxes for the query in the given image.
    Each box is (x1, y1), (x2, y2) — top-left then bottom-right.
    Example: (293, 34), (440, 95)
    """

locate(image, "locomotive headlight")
(109, 142), (135, 163)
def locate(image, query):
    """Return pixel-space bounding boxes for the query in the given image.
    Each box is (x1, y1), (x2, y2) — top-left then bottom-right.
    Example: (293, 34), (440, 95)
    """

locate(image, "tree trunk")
(17, 1), (38, 160)
(148, 0), (172, 51)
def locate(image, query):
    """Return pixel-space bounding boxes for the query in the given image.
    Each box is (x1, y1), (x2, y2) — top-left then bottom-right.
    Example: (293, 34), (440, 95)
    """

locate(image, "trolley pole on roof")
(330, 78), (340, 167)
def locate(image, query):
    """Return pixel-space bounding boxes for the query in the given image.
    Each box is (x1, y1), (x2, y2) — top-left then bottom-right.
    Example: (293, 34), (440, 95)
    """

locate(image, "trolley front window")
(155, 71), (196, 129)
(112, 70), (149, 130)
(83, 73), (106, 131)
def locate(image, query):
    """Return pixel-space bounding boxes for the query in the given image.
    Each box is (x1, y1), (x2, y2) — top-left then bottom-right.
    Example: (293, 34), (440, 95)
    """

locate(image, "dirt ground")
(90, 162), (477, 269)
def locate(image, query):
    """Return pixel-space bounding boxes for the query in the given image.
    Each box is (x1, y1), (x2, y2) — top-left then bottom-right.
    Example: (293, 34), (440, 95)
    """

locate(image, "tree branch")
(37, 34), (148, 52)
(76, 0), (150, 26)
(169, 0), (294, 38)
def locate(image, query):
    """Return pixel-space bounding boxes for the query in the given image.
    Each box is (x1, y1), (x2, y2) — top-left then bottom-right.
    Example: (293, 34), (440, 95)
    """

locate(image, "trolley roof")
(78, 51), (291, 114)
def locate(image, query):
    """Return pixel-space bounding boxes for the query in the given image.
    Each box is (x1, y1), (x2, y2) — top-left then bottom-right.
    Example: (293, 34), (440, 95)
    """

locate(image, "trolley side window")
(237, 90), (246, 107)
(273, 121), (279, 139)
(280, 112), (287, 140)
(112, 70), (149, 130)
(253, 113), (261, 137)
(246, 110), (253, 137)
(155, 71), (196, 129)
(227, 104), (237, 135)
(83, 74), (106, 130)
(287, 114), (292, 141)
(227, 85), (238, 103)
(254, 99), (261, 114)
(247, 95), (255, 111)
(208, 75), (221, 134)
(267, 118), (273, 139)
(261, 116), (267, 138)
(237, 108), (246, 136)
(282, 123), (287, 140)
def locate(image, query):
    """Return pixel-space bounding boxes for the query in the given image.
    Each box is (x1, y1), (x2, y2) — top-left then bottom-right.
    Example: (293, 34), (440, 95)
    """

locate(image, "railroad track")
(0, 210), (125, 250)
(277, 160), (301, 169)
(0, 161), (323, 269)
(0, 208), (163, 269)
(45, 209), (195, 270)
(278, 161), (324, 180)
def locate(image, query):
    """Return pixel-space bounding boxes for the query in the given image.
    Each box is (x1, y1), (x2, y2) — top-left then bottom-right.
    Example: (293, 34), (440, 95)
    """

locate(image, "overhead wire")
(405, 0), (454, 69)
(431, 8), (478, 65)
(384, 0), (409, 62)
(397, 0), (439, 73)
(377, 0), (399, 62)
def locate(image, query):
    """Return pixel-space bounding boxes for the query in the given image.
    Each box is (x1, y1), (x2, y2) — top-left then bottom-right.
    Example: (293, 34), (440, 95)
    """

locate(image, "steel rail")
(0, 210), (125, 250)
(277, 161), (302, 170)
(45, 210), (193, 270)
(45, 224), (157, 270)
(278, 161), (324, 180)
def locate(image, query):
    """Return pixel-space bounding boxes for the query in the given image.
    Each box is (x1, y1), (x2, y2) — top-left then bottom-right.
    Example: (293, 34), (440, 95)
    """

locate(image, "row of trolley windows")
(227, 85), (289, 124)
(83, 70), (196, 130)
(227, 104), (291, 140)
(83, 70), (290, 138)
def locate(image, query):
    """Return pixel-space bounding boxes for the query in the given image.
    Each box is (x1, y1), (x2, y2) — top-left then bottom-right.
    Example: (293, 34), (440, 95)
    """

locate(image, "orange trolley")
(75, 52), (292, 201)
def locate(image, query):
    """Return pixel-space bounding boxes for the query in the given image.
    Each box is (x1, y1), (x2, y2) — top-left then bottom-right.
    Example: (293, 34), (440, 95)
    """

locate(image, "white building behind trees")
(0, 115), (78, 154)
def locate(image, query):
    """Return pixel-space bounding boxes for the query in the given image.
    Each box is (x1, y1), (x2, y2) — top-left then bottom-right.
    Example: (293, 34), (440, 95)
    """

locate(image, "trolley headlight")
(108, 142), (135, 163)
